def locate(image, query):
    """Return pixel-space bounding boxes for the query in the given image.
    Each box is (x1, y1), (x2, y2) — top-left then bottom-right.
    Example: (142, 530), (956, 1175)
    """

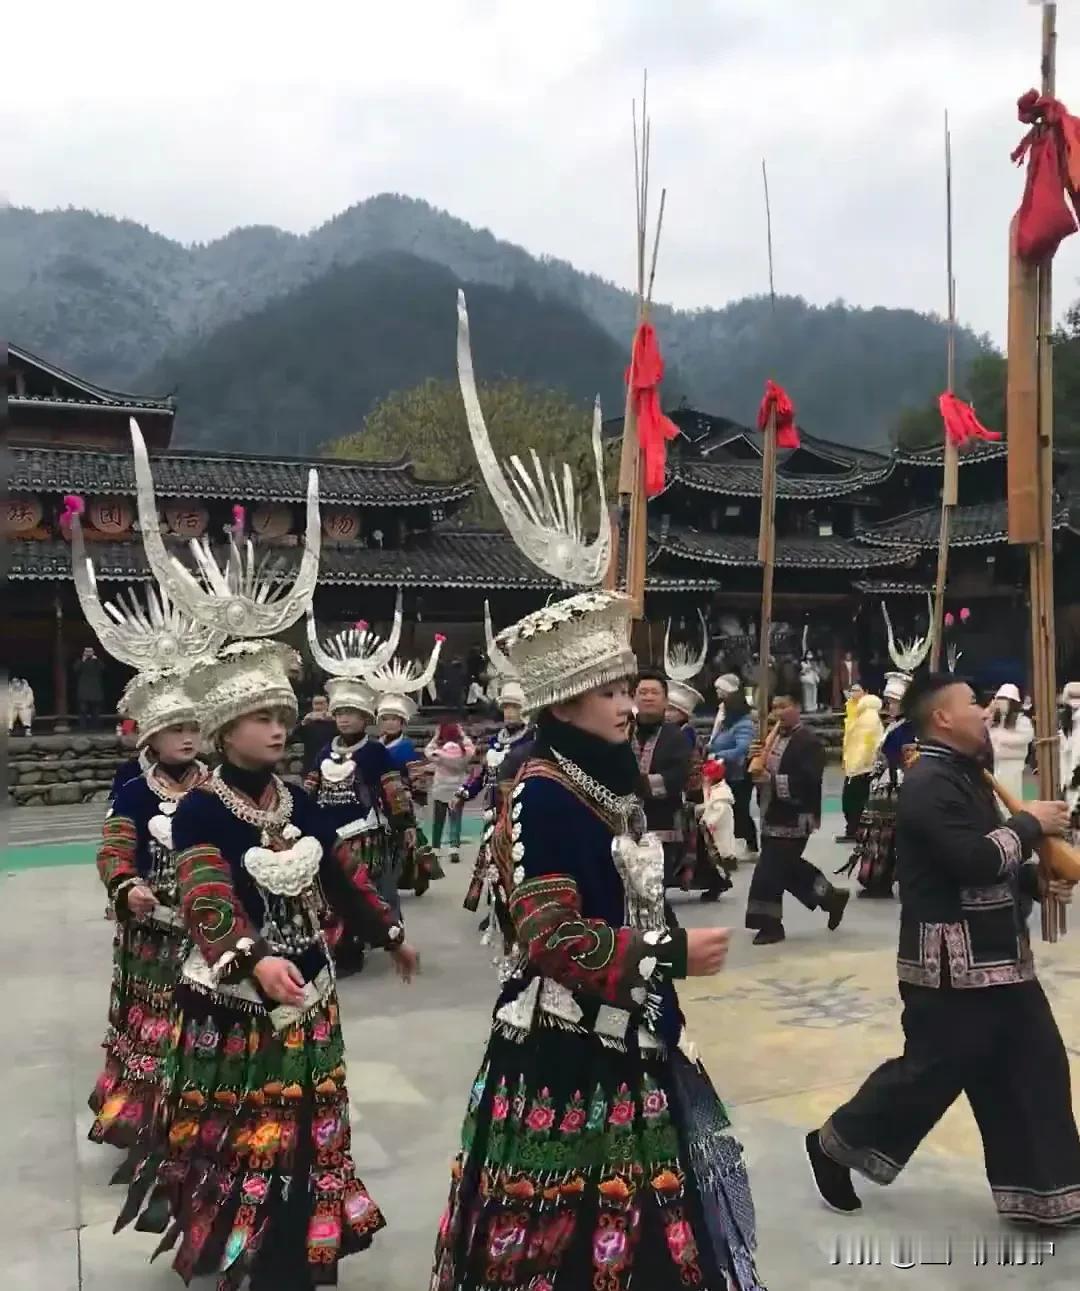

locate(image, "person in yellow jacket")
(837, 689), (884, 843)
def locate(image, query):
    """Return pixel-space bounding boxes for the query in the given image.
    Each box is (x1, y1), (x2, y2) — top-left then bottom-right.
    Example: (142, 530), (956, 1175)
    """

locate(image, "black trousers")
(841, 773), (871, 837)
(730, 778), (758, 852)
(822, 980), (1080, 1224)
(744, 835), (830, 932)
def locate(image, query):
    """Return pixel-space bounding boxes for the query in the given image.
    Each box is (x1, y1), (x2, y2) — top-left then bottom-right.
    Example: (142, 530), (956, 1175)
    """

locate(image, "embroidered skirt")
(429, 1028), (764, 1291)
(89, 915), (187, 1152)
(849, 792), (898, 892)
(116, 984), (385, 1289)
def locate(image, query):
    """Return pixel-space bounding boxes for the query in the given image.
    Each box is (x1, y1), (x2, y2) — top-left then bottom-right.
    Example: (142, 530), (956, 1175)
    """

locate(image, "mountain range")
(0, 194), (994, 453)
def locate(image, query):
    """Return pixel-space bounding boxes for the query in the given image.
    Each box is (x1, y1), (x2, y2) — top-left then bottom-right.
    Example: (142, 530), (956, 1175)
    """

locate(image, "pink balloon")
(959, 607), (971, 622)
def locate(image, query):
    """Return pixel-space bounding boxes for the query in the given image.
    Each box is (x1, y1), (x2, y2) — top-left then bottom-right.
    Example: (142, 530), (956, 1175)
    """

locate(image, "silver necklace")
(551, 749), (643, 834)
(147, 759), (206, 803)
(211, 766), (293, 832)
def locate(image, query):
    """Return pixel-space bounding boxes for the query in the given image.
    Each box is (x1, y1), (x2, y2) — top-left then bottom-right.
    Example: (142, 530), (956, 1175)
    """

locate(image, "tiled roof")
(860, 498), (1072, 548)
(653, 526), (916, 570)
(9, 446), (473, 508)
(6, 534), (720, 593)
(10, 343), (175, 411)
(851, 579), (932, 596)
(669, 459), (892, 499)
(894, 439), (1007, 467)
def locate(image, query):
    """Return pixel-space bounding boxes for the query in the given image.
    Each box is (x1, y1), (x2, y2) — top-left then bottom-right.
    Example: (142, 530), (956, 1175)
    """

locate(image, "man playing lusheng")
(807, 672), (1080, 1224)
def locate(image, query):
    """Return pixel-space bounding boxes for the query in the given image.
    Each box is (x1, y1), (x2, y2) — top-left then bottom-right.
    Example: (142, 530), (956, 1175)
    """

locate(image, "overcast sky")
(4, 0), (1080, 344)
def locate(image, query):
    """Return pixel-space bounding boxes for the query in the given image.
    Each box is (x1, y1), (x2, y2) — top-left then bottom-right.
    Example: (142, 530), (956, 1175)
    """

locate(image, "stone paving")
(5, 817), (1080, 1289)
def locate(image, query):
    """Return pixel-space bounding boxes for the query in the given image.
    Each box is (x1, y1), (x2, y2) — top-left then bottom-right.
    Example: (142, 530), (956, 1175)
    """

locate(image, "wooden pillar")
(53, 590), (68, 718)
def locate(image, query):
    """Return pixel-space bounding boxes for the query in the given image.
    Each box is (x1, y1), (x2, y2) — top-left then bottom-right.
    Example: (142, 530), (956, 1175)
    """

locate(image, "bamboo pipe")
(748, 720), (780, 780)
(984, 769), (1080, 885)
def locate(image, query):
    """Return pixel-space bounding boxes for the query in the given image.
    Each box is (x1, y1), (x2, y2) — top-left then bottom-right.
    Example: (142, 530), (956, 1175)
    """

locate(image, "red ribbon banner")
(938, 391), (1001, 449)
(757, 379), (800, 449)
(626, 323), (679, 497)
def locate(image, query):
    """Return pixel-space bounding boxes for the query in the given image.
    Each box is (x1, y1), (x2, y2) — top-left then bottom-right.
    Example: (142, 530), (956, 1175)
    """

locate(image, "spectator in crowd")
(425, 719), (475, 865)
(294, 693), (338, 776)
(75, 647), (106, 729)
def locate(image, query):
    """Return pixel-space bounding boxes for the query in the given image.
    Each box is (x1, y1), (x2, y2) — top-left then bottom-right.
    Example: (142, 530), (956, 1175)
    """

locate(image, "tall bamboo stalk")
(756, 159), (779, 731)
(1007, 3), (1063, 940)
(614, 73), (666, 620)
(930, 112), (959, 670)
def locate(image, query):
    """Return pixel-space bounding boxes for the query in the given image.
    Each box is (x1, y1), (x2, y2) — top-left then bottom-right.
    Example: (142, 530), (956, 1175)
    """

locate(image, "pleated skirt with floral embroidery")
(89, 916), (187, 1153)
(116, 984), (385, 1289)
(430, 1028), (765, 1291)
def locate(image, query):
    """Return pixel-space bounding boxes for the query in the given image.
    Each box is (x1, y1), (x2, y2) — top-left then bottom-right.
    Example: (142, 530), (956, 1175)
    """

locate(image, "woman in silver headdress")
(430, 298), (764, 1291)
(64, 495), (223, 1158)
(114, 426), (419, 1290)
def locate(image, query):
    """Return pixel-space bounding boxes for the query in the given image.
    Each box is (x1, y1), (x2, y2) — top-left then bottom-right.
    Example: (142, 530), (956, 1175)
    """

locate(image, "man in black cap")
(806, 671), (1080, 1224)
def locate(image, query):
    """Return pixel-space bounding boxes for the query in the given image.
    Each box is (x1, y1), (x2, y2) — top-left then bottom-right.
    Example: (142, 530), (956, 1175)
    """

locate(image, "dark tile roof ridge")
(10, 342), (174, 409)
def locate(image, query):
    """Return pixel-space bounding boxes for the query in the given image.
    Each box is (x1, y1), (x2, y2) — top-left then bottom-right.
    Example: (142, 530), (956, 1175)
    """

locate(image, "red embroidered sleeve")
(97, 813), (139, 898)
(507, 874), (685, 1010)
(176, 843), (262, 969)
(379, 770), (415, 828)
(319, 841), (404, 951)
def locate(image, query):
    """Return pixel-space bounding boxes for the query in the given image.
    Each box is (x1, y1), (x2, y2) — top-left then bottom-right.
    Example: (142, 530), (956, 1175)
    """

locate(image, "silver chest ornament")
(320, 753), (356, 785)
(147, 796), (179, 852)
(243, 825), (322, 896)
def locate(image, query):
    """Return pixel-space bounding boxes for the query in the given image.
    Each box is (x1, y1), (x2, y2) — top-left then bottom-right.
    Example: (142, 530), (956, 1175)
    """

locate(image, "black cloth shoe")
(824, 888), (850, 931)
(857, 887), (893, 899)
(752, 927), (785, 945)
(806, 1131), (862, 1213)
(700, 888), (722, 903)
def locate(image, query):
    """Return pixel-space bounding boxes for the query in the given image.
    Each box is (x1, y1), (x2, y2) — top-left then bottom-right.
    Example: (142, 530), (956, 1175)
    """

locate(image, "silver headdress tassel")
(130, 417), (320, 637)
(305, 591), (404, 679)
(457, 290), (611, 587)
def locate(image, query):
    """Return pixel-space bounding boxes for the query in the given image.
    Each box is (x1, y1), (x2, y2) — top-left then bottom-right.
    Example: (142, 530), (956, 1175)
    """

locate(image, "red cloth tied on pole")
(1011, 89), (1080, 264)
(757, 379), (799, 449)
(626, 322), (678, 497)
(938, 391), (1001, 449)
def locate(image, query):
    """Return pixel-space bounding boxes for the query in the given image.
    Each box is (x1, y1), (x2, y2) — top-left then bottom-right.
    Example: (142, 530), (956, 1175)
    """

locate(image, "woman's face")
(379, 713), (405, 739)
(335, 708), (368, 738)
(555, 681), (633, 744)
(222, 708), (291, 767)
(149, 722), (200, 764)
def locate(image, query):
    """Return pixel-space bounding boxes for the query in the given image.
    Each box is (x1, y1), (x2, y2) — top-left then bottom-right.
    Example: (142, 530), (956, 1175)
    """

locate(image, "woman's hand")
(391, 943), (420, 983)
(253, 956), (306, 1007)
(126, 883), (157, 918)
(685, 927), (731, 976)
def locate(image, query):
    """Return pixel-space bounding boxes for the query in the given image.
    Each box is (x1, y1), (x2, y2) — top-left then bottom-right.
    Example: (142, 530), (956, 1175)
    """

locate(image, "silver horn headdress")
(485, 601), (526, 709)
(306, 591), (403, 679)
(664, 610), (707, 719)
(66, 501), (222, 745)
(882, 594), (933, 703)
(456, 290), (634, 712)
(131, 417), (320, 637)
(371, 635), (445, 724)
(70, 505), (225, 673)
(457, 290), (611, 588)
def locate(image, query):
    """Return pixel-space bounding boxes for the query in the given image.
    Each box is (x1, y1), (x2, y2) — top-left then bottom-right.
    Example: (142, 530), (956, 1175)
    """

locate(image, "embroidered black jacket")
(894, 742), (1045, 989)
(760, 724), (824, 838)
(633, 719), (691, 842)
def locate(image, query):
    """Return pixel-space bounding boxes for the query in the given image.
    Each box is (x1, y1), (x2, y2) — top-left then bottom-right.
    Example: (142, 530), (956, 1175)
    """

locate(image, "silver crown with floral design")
(458, 289), (633, 710)
(185, 641), (301, 740)
(324, 675), (378, 719)
(664, 610), (707, 718)
(370, 635), (445, 723)
(131, 418), (320, 639)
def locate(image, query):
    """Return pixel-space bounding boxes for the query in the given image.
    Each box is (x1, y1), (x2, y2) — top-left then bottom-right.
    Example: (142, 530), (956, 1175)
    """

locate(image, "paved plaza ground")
(5, 803), (1080, 1289)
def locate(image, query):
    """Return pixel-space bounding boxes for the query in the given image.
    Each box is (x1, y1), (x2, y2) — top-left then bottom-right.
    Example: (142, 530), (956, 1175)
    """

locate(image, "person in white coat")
(988, 682), (1034, 802)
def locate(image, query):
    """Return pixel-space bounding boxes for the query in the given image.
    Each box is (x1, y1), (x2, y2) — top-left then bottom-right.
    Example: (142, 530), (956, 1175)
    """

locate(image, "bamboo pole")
(614, 75), (665, 620)
(931, 112), (959, 671)
(756, 160), (779, 730)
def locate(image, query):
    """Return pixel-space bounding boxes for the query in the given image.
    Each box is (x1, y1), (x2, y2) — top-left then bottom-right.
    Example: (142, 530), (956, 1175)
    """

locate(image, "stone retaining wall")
(7, 712), (845, 807)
